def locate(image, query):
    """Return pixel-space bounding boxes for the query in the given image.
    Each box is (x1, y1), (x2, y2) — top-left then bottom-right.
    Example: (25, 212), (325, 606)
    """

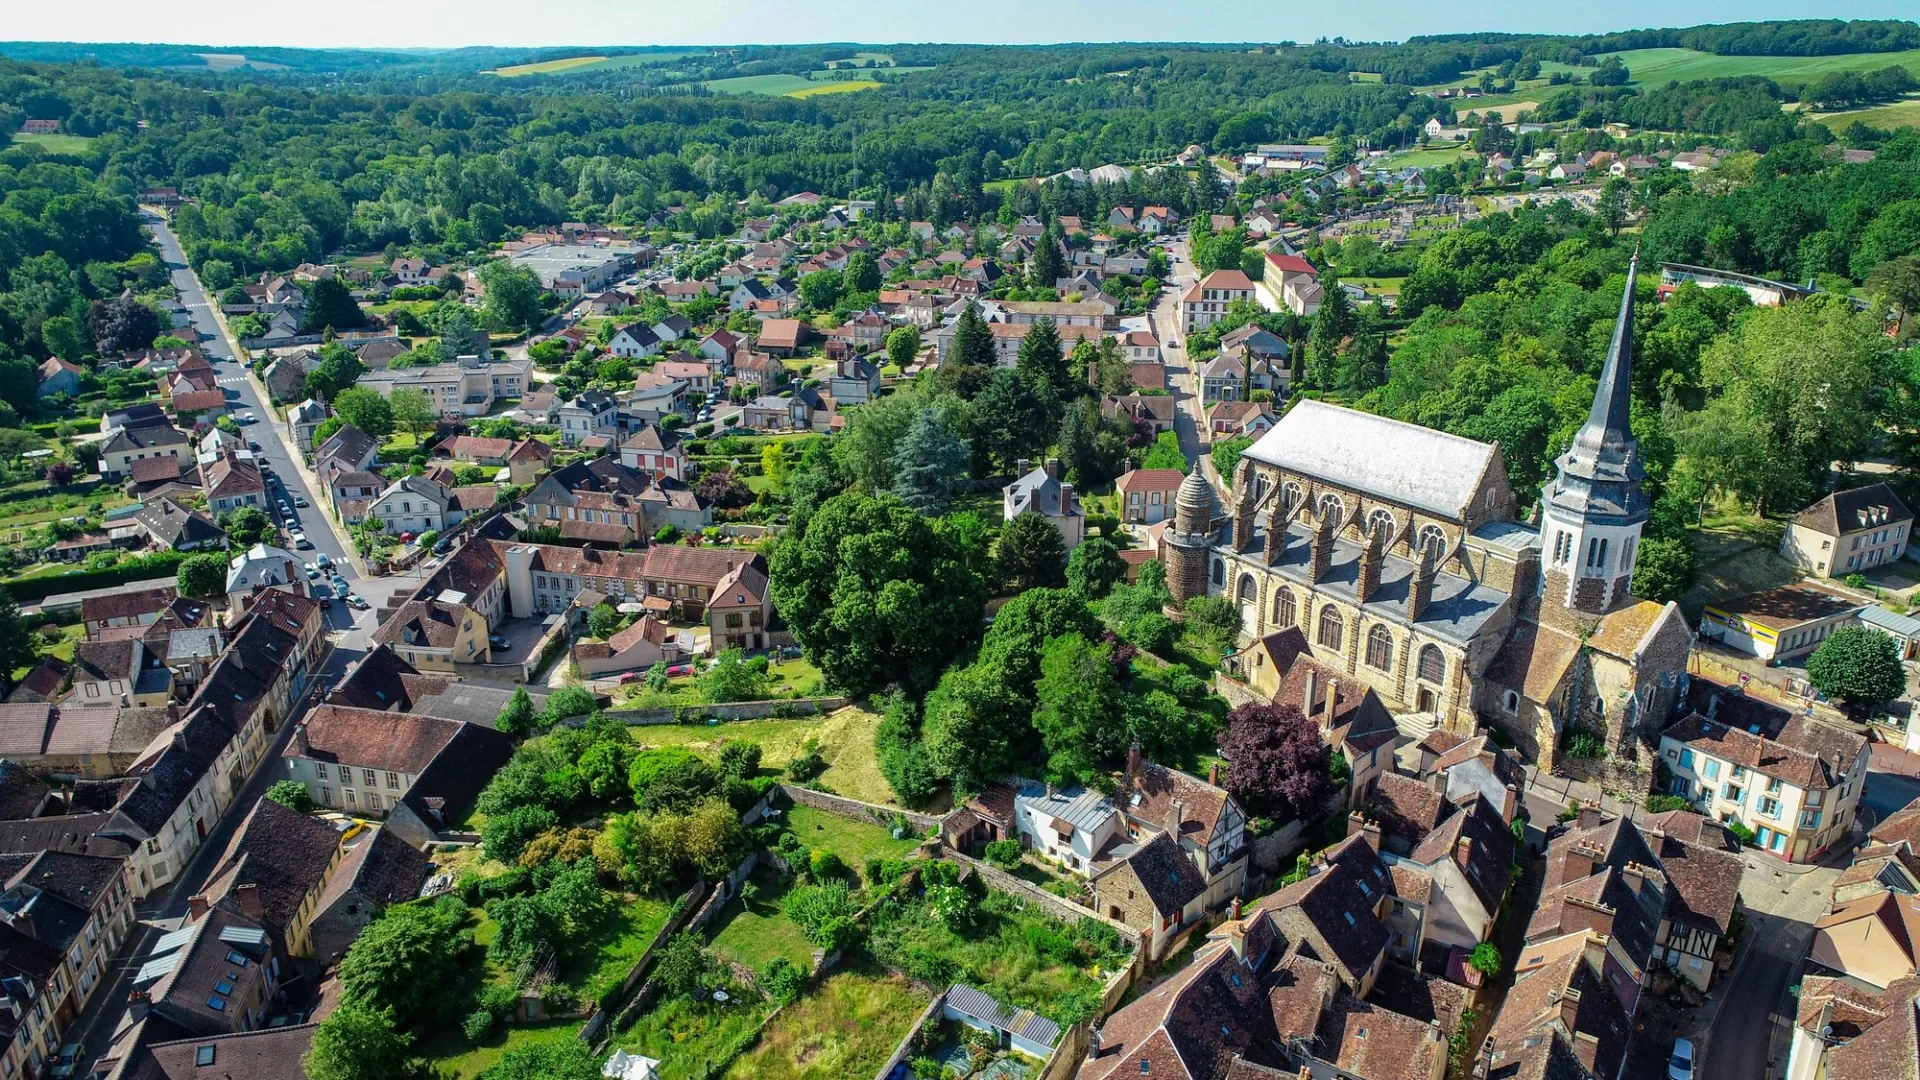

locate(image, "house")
(607, 323), (662, 359)
(1087, 830), (1208, 958)
(1810, 891), (1920, 991)
(0, 849), (135, 1071)
(1788, 975), (1920, 1080)
(741, 396), (789, 431)
(203, 455), (266, 517)
(1372, 793), (1513, 954)
(101, 423), (190, 480)
(756, 319), (808, 357)
(1205, 400), (1277, 439)
(1003, 459), (1083, 550)
(694, 329), (740, 366)
(1102, 392), (1176, 437)
(371, 595), (490, 670)
(1658, 681), (1868, 863)
(307, 828), (429, 963)
(503, 437), (552, 486)
(827, 357), (880, 406)
(1118, 330), (1160, 363)
(259, 352), (308, 402)
(617, 424), (687, 482)
(1178, 270), (1259, 332)
(129, 498), (226, 553)
(36, 357), (81, 398)
(435, 434), (514, 468)
(572, 615), (685, 677)
(942, 983), (1063, 1059)
(1782, 483), (1913, 578)
(223, 544), (301, 610)
(71, 639), (172, 707)
(1117, 469), (1185, 525)
(316, 424), (379, 474)
(283, 705), (477, 818)
(286, 398), (330, 450)
(1198, 353), (1250, 403)
(1700, 582), (1867, 662)
(628, 371), (690, 422)
(557, 390), (620, 446)
(196, 796), (342, 960)
(355, 354), (532, 417)
(365, 477), (449, 536)
(1221, 627), (1401, 806)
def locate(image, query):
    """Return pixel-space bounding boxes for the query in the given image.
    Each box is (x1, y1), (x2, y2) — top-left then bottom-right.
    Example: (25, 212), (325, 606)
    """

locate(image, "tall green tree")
(335, 897), (472, 1032)
(1016, 317), (1071, 402)
(997, 513), (1068, 591)
(972, 367), (1054, 474)
(1033, 634), (1125, 784)
(304, 1003), (416, 1080)
(1807, 627), (1907, 713)
(1031, 225), (1066, 286)
(767, 493), (988, 696)
(1066, 538), (1126, 598)
(890, 408), (969, 515)
(389, 388), (435, 438)
(885, 324), (921, 370)
(477, 261), (544, 329)
(332, 388), (395, 439)
(845, 251), (882, 293)
(302, 278), (368, 334)
(176, 553), (227, 599)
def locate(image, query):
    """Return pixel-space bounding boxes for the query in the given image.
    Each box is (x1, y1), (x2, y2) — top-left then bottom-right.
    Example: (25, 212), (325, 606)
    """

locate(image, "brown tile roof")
(1876, 800), (1920, 849)
(1407, 795), (1515, 915)
(83, 586), (176, 626)
(170, 390), (227, 413)
(1798, 975), (1920, 1041)
(204, 455), (264, 501)
(1254, 834), (1394, 986)
(1256, 628), (1400, 756)
(438, 435), (512, 460)
(1119, 760), (1234, 841)
(1105, 831), (1206, 917)
(757, 318), (806, 350)
(1491, 932), (1630, 1080)
(1117, 469), (1185, 495)
(291, 705), (462, 774)
(201, 797), (340, 940)
(644, 545), (764, 587)
(1077, 938), (1267, 1080)
(1369, 772), (1446, 843)
(372, 599), (468, 650)
(129, 456), (185, 483)
(1663, 710), (1865, 791)
(313, 828), (427, 926)
(1642, 809), (1740, 852)
(606, 616), (670, 653)
(132, 1023), (317, 1080)
(1484, 619), (1581, 701)
(1829, 998), (1920, 1080)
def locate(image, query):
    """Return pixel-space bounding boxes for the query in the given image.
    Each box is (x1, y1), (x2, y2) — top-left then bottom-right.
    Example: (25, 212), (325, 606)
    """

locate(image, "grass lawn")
(1678, 506), (1796, 621)
(1386, 146), (1467, 169)
(622, 706), (904, 808)
(14, 622), (82, 682)
(416, 1018), (584, 1080)
(762, 656), (820, 697)
(868, 890), (1124, 1010)
(707, 868), (818, 972)
(1816, 95), (1920, 132)
(11, 133), (94, 154)
(723, 966), (930, 1080)
(616, 989), (775, 1078)
(1600, 47), (1920, 88)
(568, 895), (672, 1005)
(784, 804), (922, 877)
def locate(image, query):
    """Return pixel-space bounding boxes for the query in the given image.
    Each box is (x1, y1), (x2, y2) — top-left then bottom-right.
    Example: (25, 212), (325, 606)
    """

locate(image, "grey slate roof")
(1796, 482), (1914, 536)
(1117, 830), (1206, 917)
(1005, 467), (1080, 519)
(1243, 400), (1499, 520)
(944, 982), (1062, 1048)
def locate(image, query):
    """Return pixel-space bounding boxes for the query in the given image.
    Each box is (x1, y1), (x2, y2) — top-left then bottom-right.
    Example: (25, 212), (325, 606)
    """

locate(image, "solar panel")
(218, 925), (268, 948)
(133, 954), (180, 985)
(153, 926), (197, 953)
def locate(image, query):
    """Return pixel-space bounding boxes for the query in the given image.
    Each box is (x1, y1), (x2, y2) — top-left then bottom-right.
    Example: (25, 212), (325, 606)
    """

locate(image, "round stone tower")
(1165, 469), (1216, 604)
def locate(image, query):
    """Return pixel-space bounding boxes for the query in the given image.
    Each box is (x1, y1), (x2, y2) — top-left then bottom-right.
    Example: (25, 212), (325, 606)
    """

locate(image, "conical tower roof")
(1543, 255), (1648, 525)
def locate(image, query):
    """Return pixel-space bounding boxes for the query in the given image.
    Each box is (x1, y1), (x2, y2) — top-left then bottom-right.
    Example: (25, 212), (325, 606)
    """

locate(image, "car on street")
(247, 440), (261, 451)
(665, 663), (694, 678)
(333, 578), (351, 598)
(294, 496), (308, 508)
(616, 671), (642, 684)
(290, 531), (312, 549)
(1668, 1038), (1695, 1080)
(236, 412), (257, 425)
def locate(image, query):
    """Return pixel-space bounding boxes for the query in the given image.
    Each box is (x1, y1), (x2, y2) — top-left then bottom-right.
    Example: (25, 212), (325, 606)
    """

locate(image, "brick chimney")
(1575, 802), (1603, 830)
(1166, 799), (1185, 838)
(1044, 457), (1061, 479)
(1208, 762), (1220, 787)
(236, 883), (263, 919)
(1581, 932), (1610, 977)
(187, 894), (208, 920)
(1356, 529), (1385, 603)
(1347, 811), (1370, 840)
(1230, 896), (1243, 920)
(1407, 546), (1437, 621)
(1453, 835), (1474, 872)
(1562, 895), (1615, 938)
(127, 988), (150, 1020)
(1572, 1031), (1600, 1072)
(1303, 668), (1318, 719)
(1563, 841), (1603, 881)
(1503, 783), (1520, 823)
(1308, 514), (1335, 583)
(291, 725), (309, 757)
(1325, 679), (1341, 723)
(1016, 458), (1030, 477)
(1127, 740), (1142, 785)
(1554, 986), (1583, 1033)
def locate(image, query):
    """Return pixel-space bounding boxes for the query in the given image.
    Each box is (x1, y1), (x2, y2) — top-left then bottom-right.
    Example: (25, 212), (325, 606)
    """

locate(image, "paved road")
(1148, 235), (1205, 467)
(142, 212), (356, 577)
(1698, 848), (1839, 1080)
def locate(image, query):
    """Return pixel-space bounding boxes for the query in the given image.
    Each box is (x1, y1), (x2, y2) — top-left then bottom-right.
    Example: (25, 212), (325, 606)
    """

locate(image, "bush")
(462, 1010), (494, 1041)
(718, 741), (762, 779)
(265, 780), (315, 814)
(982, 839), (1023, 869)
(809, 849), (848, 880)
(1727, 820), (1757, 846)
(1644, 794), (1690, 814)
(759, 957), (807, 1005)
(785, 738), (826, 782)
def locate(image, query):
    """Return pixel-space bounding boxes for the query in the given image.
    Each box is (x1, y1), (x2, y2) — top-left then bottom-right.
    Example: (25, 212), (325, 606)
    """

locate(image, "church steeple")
(1539, 255), (1650, 617)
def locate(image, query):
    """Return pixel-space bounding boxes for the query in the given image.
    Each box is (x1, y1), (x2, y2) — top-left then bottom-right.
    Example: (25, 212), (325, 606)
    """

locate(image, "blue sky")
(14, 0), (1916, 49)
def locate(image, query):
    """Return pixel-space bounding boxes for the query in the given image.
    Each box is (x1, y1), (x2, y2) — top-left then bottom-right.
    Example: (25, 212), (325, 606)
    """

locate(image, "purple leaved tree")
(1220, 701), (1330, 818)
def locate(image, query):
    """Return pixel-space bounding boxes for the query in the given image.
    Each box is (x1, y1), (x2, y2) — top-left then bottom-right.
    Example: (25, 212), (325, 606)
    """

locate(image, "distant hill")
(0, 41), (702, 74)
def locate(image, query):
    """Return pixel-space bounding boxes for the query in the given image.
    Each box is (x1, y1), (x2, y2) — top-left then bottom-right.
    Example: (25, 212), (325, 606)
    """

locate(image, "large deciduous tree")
(335, 896), (472, 1032)
(87, 297), (159, 354)
(176, 552), (228, 599)
(1807, 626), (1907, 713)
(767, 492), (988, 696)
(304, 1003), (416, 1080)
(302, 278), (368, 334)
(332, 388), (395, 439)
(1033, 633), (1126, 784)
(477, 261), (545, 330)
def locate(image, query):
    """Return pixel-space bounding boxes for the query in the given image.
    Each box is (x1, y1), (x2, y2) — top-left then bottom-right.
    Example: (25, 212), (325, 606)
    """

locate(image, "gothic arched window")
(1211, 558), (1225, 587)
(1417, 644), (1446, 685)
(1366, 625), (1393, 671)
(1318, 493), (1345, 525)
(1366, 508), (1396, 543)
(1418, 524), (1447, 560)
(1237, 574), (1258, 604)
(1282, 482), (1304, 514)
(1272, 588), (1296, 627)
(1317, 605), (1344, 652)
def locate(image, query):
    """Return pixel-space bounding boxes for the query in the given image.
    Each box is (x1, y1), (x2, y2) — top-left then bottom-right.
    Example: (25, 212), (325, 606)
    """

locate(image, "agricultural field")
(1383, 146), (1467, 169)
(722, 966), (930, 1080)
(789, 80), (883, 99)
(701, 73), (885, 97)
(1598, 46), (1920, 87)
(192, 52), (289, 72)
(486, 51), (707, 77)
(10, 132), (94, 154)
(1816, 95), (1920, 132)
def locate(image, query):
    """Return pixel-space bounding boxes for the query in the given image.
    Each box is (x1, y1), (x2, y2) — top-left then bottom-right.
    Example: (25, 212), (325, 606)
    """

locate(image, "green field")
(10, 132), (94, 154)
(1599, 47), (1920, 87)
(702, 73), (884, 97)
(487, 51), (707, 77)
(1817, 95), (1920, 132)
(723, 967), (929, 1080)
(788, 80), (883, 98)
(1386, 146), (1467, 168)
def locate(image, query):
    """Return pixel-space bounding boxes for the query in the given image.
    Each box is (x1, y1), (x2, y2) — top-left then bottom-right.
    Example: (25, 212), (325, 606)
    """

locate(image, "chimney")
(1045, 778), (1056, 799)
(1303, 668), (1318, 718)
(1347, 810), (1370, 840)
(1581, 932), (1610, 978)
(1166, 799), (1185, 838)
(127, 989), (150, 1021)
(291, 725), (309, 757)
(1555, 987), (1583, 1035)
(1089, 1027), (1103, 1058)
(1503, 783), (1520, 823)
(1453, 835), (1474, 872)
(1562, 895), (1615, 938)
(1356, 529), (1385, 603)
(1045, 457), (1061, 479)
(1230, 896), (1243, 921)
(236, 883), (263, 919)
(1325, 679), (1341, 722)
(187, 894), (208, 920)
(1308, 514), (1335, 583)
(1563, 841), (1600, 881)
(1127, 740), (1142, 784)
(1209, 762), (1220, 787)
(1059, 481), (1075, 516)
(1016, 458), (1030, 477)
(1575, 802), (1603, 830)
(1572, 1031), (1600, 1072)
(1407, 550), (1436, 621)
(1427, 770), (1445, 793)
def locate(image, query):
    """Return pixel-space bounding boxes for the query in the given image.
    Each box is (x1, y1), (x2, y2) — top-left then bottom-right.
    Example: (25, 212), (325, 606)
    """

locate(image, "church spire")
(1575, 251), (1639, 468)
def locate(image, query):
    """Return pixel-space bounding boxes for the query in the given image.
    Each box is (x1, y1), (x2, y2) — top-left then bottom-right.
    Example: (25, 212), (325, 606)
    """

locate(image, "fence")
(939, 848), (1141, 944)
(874, 989), (949, 1080)
(577, 877), (707, 1047)
(775, 783), (944, 834)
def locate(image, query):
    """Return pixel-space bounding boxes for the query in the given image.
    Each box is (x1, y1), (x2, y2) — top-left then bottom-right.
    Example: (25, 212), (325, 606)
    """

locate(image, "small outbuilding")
(941, 982), (1062, 1058)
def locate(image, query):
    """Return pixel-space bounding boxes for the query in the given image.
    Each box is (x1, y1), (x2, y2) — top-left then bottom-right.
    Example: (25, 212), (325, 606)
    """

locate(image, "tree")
(1141, 431), (1187, 472)
(220, 505), (274, 546)
(177, 553), (227, 598)
(42, 463), (73, 488)
(332, 388), (395, 439)
(1212, 436), (1255, 479)
(1220, 702), (1331, 818)
(497, 687), (536, 737)
(478, 1037), (601, 1080)
(478, 261), (545, 329)
(997, 513), (1067, 591)
(1030, 227), (1066, 287)
(1589, 56), (1630, 86)
(1468, 942), (1503, 978)
(699, 648), (771, 702)
(652, 931), (712, 999)
(1033, 634), (1125, 784)
(694, 468), (753, 510)
(885, 325), (921, 370)
(1807, 627), (1906, 712)
(890, 408), (968, 515)
(335, 897), (471, 1031)
(265, 780), (316, 813)
(768, 492), (988, 696)
(303, 278), (368, 333)
(1066, 537), (1126, 598)
(304, 1003), (415, 1080)
(940, 300), (996, 398)
(845, 251), (882, 293)
(440, 310), (490, 359)
(1631, 537), (1696, 604)
(87, 297), (159, 354)
(973, 367), (1054, 474)
(1597, 178), (1630, 237)
(587, 603), (623, 639)
(1016, 317), (1070, 401)
(389, 388), (434, 438)
(0, 592), (33, 686)
(538, 685), (596, 727)
(798, 269), (845, 312)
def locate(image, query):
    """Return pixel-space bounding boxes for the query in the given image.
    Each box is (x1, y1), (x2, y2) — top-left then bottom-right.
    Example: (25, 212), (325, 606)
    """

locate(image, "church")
(1187, 257), (1693, 784)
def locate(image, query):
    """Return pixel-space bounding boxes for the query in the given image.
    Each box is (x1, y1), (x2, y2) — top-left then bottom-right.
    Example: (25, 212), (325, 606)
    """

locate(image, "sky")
(6, 0), (1916, 51)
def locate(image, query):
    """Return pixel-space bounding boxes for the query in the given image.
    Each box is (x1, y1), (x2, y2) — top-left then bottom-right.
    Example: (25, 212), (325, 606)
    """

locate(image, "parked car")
(236, 412), (257, 425)
(294, 496), (309, 508)
(616, 671), (642, 684)
(432, 537), (453, 555)
(489, 635), (511, 651)
(246, 439), (261, 451)
(1668, 1038), (1695, 1080)
(315, 552), (332, 570)
(665, 663), (694, 678)
(333, 578), (351, 599)
(346, 594), (369, 609)
(290, 531), (312, 549)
